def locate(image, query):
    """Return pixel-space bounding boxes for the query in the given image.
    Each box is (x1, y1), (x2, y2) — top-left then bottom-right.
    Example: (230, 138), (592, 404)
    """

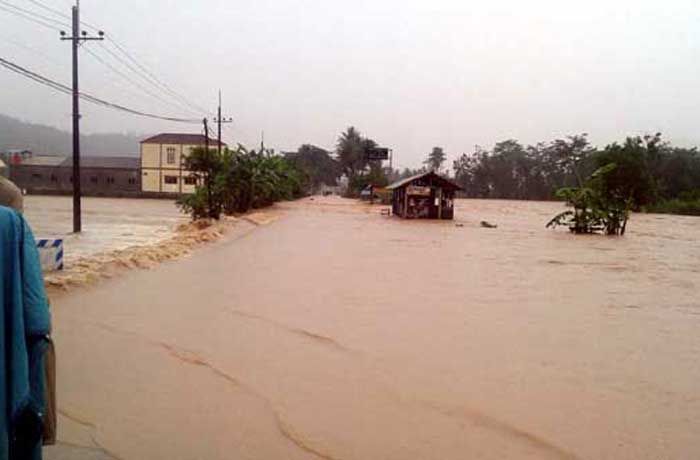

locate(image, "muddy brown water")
(23, 196), (185, 262)
(45, 197), (700, 459)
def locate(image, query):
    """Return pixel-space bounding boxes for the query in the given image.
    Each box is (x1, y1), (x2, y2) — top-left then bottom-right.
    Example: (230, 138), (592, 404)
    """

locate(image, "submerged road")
(45, 197), (700, 460)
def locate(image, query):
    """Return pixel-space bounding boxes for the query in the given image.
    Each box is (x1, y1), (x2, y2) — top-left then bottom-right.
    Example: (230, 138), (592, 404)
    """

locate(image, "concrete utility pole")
(60, 0), (103, 233)
(213, 90), (233, 155)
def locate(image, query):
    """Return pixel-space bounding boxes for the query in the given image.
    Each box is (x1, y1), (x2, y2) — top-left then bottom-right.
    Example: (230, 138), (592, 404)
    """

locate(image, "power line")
(3, 1), (215, 128)
(0, 56), (201, 123)
(0, 2), (209, 123)
(0, 0), (69, 28)
(0, 33), (67, 68)
(94, 42), (202, 117)
(0, 3), (62, 30)
(83, 46), (200, 117)
(6, 0), (207, 119)
(63, 5), (211, 117)
(105, 37), (212, 115)
(23, 0), (71, 21)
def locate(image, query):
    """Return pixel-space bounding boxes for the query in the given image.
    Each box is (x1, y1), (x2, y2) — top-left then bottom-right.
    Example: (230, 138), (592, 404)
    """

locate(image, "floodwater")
(23, 195), (185, 262)
(45, 197), (699, 460)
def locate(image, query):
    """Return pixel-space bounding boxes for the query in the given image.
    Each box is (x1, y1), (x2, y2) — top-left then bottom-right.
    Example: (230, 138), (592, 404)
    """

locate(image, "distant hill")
(0, 114), (146, 157)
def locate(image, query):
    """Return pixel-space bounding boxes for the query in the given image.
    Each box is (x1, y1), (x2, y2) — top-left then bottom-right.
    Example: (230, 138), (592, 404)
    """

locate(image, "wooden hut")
(387, 171), (462, 220)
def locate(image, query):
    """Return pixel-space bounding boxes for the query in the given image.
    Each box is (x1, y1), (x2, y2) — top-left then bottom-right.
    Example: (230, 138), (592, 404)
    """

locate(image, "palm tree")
(424, 147), (447, 172)
(336, 126), (367, 179)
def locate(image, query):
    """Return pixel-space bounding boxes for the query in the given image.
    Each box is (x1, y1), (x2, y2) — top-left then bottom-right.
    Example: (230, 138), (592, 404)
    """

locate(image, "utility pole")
(202, 117), (214, 218)
(60, 0), (103, 233)
(213, 90), (233, 155)
(203, 118), (209, 152)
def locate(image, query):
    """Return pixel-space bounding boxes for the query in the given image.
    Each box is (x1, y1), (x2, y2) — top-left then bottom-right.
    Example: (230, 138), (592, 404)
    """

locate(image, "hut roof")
(386, 171), (462, 191)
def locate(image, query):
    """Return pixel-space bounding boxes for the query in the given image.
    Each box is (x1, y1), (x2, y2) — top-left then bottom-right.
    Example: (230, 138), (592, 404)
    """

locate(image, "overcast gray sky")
(1, 0), (699, 168)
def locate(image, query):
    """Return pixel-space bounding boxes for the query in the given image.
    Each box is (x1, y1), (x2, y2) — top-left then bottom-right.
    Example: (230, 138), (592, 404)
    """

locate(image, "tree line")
(178, 129), (700, 220)
(452, 134), (700, 216)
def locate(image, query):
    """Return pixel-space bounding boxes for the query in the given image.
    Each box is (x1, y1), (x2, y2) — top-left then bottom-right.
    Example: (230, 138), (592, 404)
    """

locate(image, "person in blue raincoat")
(0, 205), (51, 460)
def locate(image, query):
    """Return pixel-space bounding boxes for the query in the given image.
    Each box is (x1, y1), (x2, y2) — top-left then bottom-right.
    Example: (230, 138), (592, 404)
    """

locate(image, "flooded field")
(46, 197), (700, 460)
(23, 195), (185, 262)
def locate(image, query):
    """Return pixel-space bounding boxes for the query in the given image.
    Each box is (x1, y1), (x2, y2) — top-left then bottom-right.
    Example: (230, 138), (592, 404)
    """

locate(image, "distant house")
(140, 133), (227, 195)
(386, 171), (462, 220)
(10, 155), (141, 197)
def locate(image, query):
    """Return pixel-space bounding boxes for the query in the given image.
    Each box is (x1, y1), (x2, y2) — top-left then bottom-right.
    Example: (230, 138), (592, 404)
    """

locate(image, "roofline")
(139, 141), (229, 146)
(140, 133), (228, 146)
(386, 171), (463, 191)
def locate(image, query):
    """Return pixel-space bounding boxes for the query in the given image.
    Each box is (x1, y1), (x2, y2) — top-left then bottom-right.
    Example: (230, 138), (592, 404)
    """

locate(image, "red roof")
(140, 133), (227, 146)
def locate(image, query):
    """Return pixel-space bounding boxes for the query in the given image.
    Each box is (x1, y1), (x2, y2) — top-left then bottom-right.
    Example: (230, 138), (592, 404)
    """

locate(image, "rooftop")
(61, 156), (140, 169)
(16, 155), (66, 167)
(141, 133), (227, 146)
(15, 155), (140, 169)
(386, 171), (463, 191)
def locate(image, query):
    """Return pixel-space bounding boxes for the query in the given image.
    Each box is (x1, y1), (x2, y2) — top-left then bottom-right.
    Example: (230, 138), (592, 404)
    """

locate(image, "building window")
(184, 176), (197, 185)
(166, 147), (176, 164)
(106, 177), (115, 184)
(128, 177), (136, 185)
(32, 173), (42, 180)
(90, 176), (98, 184)
(50, 175), (57, 182)
(164, 175), (178, 184)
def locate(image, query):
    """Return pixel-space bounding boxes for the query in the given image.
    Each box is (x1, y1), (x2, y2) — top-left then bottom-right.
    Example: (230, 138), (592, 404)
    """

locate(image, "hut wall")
(390, 176), (458, 220)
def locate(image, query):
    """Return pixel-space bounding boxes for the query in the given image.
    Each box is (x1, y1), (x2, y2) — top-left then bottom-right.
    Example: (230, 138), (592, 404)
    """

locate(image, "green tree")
(594, 136), (659, 210)
(178, 146), (225, 219)
(546, 134), (594, 187)
(424, 146), (446, 172)
(547, 164), (631, 235)
(336, 127), (367, 181)
(179, 145), (307, 220)
(335, 126), (387, 196)
(285, 144), (340, 191)
(453, 146), (488, 197)
(654, 147), (700, 199)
